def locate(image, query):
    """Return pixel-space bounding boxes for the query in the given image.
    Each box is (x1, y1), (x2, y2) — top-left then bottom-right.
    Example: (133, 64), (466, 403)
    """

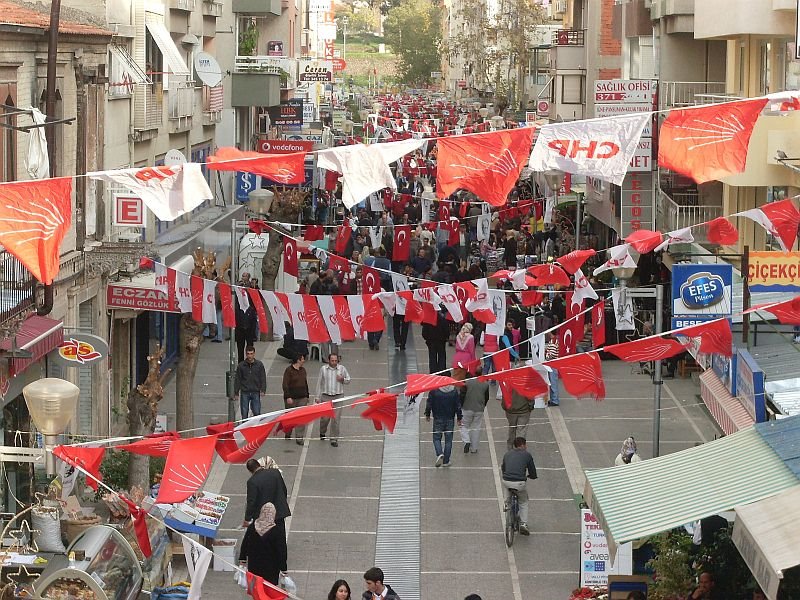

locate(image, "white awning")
(109, 45), (150, 84)
(145, 21), (190, 76)
(732, 486), (800, 600)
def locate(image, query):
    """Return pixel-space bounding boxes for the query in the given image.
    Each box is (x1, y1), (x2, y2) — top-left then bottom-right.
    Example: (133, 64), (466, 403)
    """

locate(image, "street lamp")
(248, 188), (275, 215)
(339, 15), (349, 61)
(23, 378), (80, 475)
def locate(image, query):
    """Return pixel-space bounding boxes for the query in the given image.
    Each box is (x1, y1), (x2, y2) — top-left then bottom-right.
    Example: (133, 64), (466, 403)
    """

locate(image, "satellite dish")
(194, 52), (223, 87)
(164, 149), (187, 166)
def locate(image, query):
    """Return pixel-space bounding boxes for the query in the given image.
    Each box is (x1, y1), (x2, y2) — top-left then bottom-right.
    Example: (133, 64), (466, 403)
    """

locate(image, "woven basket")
(63, 515), (102, 543)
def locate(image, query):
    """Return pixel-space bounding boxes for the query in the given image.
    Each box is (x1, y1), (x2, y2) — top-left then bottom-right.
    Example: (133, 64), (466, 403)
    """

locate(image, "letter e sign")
(114, 194), (145, 226)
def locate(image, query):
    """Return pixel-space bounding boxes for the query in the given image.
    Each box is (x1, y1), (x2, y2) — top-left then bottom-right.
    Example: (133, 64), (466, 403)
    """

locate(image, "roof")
(583, 426), (800, 557)
(0, 0), (112, 36)
(755, 415), (800, 480)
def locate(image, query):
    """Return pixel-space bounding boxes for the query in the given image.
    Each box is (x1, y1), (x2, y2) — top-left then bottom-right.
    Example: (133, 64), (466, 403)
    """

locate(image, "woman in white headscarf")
(614, 437), (642, 466)
(239, 502), (288, 585)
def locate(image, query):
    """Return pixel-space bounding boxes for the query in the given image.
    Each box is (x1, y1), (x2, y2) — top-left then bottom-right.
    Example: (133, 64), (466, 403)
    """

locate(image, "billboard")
(671, 264), (733, 329)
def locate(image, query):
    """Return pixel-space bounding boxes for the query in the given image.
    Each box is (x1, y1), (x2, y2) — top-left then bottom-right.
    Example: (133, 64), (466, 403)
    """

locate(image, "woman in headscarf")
(614, 437), (643, 466)
(452, 323), (477, 372)
(239, 502), (288, 585)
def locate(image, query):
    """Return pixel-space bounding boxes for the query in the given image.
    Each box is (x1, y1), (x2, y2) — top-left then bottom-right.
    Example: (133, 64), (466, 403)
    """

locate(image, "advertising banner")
(747, 251), (800, 292)
(580, 509), (632, 587)
(671, 264), (733, 329)
(736, 349), (766, 423)
(267, 100), (304, 126)
(299, 60), (333, 82)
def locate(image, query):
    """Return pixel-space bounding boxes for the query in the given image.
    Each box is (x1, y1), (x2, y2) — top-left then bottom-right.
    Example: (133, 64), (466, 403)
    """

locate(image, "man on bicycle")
(501, 436), (538, 535)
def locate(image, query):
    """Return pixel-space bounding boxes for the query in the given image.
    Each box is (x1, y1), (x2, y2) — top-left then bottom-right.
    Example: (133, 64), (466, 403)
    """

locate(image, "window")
(0, 83), (17, 182)
(759, 40), (771, 95)
(146, 30), (164, 86)
(561, 74), (584, 104)
(737, 41), (746, 96)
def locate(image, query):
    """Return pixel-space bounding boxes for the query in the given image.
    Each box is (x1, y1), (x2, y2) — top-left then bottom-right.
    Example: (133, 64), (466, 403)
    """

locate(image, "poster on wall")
(580, 509), (633, 587)
(267, 40), (285, 56)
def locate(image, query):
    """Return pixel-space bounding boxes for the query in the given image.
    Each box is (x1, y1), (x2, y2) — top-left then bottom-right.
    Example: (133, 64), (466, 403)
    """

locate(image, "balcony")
(169, 0), (197, 10)
(232, 0), (280, 14)
(231, 56), (287, 107)
(659, 81), (730, 109)
(133, 83), (163, 134)
(657, 190), (722, 244)
(202, 84), (224, 125)
(168, 79), (195, 133)
(202, 0), (223, 16)
(552, 29), (584, 46)
(0, 250), (36, 326)
(550, 30), (585, 72)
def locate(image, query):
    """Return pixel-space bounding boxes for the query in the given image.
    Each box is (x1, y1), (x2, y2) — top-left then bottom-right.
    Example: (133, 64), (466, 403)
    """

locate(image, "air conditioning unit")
(554, 0), (567, 15)
(116, 231), (142, 243)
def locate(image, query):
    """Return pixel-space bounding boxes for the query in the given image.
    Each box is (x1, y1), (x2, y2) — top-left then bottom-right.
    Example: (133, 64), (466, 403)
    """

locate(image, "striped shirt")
(316, 364), (352, 398)
(544, 340), (559, 361)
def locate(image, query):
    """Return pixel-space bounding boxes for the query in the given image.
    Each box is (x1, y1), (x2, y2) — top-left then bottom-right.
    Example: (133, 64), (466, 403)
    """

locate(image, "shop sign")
(267, 100), (304, 126)
(747, 251), (800, 292)
(732, 517), (781, 600)
(619, 172), (653, 238)
(236, 171), (258, 202)
(113, 194), (145, 227)
(257, 139), (314, 154)
(107, 285), (179, 313)
(457, 80), (467, 89)
(736, 349), (766, 423)
(299, 60), (333, 82)
(267, 41), (285, 56)
(51, 333), (109, 367)
(711, 351), (738, 396)
(594, 104), (653, 137)
(580, 509), (632, 587)
(302, 101), (315, 123)
(284, 133), (323, 146)
(594, 79), (657, 104)
(671, 264), (733, 328)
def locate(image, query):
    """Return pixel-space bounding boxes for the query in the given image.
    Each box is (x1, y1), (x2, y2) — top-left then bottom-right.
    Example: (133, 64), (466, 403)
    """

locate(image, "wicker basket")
(63, 515), (102, 544)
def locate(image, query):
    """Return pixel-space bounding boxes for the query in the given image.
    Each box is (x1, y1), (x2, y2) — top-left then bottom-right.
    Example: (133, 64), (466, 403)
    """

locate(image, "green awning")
(584, 427), (799, 558)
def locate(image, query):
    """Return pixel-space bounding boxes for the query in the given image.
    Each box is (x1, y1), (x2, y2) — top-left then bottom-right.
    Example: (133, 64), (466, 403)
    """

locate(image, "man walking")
(315, 353), (351, 447)
(361, 567), (401, 600)
(501, 436), (538, 536)
(282, 353), (309, 445)
(503, 389), (533, 450)
(421, 310), (449, 373)
(545, 332), (560, 406)
(460, 366), (489, 454)
(424, 378), (462, 468)
(242, 458), (290, 538)
(235, 346), (267, 419)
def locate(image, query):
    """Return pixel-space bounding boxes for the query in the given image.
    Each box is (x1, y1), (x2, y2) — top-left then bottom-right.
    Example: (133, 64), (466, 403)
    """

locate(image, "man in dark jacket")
(234, 294), (258, 364)
(234, 346), (267, 418)
(362, 567), (401, 600)
(243, 458), (291, 538)
(501, 436), (538, 535)
(425, 380), (462, 468)
(421, 310), (450, 373)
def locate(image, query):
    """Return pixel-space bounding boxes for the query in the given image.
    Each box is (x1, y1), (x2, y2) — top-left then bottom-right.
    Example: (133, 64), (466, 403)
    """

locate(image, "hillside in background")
(336, 32), (399, 87)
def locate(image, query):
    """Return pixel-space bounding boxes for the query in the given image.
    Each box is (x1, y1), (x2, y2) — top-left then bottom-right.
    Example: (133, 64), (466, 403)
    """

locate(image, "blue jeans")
(548, 369), (560, 405)
(240, 391), (261, 419)
(432, 417), (454, 464)
(368, 331), (383, 348)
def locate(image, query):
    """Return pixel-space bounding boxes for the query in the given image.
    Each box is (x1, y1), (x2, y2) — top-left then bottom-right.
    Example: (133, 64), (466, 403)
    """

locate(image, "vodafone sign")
(257, 139), (314, 154)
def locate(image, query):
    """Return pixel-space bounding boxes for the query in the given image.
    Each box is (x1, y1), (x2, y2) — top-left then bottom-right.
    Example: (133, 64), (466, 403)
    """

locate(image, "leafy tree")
(384, 0), (442, 86)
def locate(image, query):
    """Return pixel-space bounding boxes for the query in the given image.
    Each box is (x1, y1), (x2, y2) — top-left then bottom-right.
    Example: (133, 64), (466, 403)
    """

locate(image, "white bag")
(234, 568), (247, 589)
(279, 573), (297, 595)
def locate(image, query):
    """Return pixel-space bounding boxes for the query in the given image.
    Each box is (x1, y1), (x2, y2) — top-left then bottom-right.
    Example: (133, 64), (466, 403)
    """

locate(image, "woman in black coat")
(239, 502), (287, 585)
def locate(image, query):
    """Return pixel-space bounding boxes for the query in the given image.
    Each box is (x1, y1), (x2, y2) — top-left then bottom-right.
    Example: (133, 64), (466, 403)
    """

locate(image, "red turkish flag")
(0, 177), (72, 283)
(275, 401), (335, 433)
(219, 282), (236, 327)
(156, 435), (218, 504)
(335, 225), (351, 255)
(121, 497), (152, 558)
(605, 337), (688, 362)
(302, 295), (330, 343)
(405, 373), (464, 396)
(448, 217), (460, 246)
(559, 319), (578, 357)
(328, 254), (351, 273)
(207, 148), (306, 184)
(658, 98), (768, 183)
(283, 237), (299, 277)
(393, 225), (412, 261)
(556, 249), (596, 275)
(361, 294), (386, 332)
(706, 217), (739, 245)
(53, 445), (105, 491)
(547, 352), (606, 400)
(351, 392), (399, 433)
(333, 295), (357, 340)
(528, 264), (571, 287)
(591, 302), (606, 348)
(304, 225), (324, 241)
(362, 265), (381, 293)
(436, 128), (535, 206)
(676, 318), (732, 356)
(761, 298), (800, 325)
(247, 288), (269, 334)
(625, 229), (663, 254)
(117, 432), (181, 456)
(438, 202), (450, 224)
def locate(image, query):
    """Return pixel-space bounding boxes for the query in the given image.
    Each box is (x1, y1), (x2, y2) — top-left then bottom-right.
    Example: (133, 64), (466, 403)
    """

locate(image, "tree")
(442, 0), (545, 112)
(384, 0), (442, 86)
(260, 189), (307, 309)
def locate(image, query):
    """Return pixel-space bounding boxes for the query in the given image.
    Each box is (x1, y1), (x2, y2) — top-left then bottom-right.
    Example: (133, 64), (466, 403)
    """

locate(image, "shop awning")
(144, 21), (190, 76)
(732, 486), (800, 600)
(583, 427), (800, 558)
(700, 370), (755, 435)
(0, 315), (63, 376)
(109, 45), (150, 84)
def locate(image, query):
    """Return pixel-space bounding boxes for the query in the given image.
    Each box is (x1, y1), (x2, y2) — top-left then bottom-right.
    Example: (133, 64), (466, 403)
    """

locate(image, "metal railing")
(0, 250), (36, 326)
(169, 0), (197, 10)
(234, 55), (297, 88)
(552, 29), (585, 46)
(169, 79), (196, 120)
(659, 81), (730, 109)
(202, 0), (223, 16)
(658, 190), (722, 241)
(133, 83), (163, 130)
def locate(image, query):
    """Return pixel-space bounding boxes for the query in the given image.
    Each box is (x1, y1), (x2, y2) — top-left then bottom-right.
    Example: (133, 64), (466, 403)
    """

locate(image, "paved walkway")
(159, 326), (721, 599)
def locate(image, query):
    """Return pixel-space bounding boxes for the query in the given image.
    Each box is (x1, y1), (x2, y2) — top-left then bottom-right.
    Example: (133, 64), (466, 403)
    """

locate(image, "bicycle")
(505, 488), (520, 547)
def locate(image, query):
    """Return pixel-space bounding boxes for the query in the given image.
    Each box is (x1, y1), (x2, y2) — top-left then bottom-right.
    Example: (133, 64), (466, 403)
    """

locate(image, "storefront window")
(2, 397), (33, 512)
(785, 42), (800, 91)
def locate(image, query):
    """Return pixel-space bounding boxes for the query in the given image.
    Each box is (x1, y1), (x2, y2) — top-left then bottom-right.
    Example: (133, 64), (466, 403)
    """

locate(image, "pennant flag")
(202, 279), (217, 324)
(121, 497), (152, 558)
(654, 227), (695, 252)
(247, 288), (269, 334)
(361, 293), (387, 332)
(760, 298), (800, 325)
(347, 295), (367, 338)
(219, 282), (235, 328)
(173, 270), (192, 313)
(302, 295), (331, 343)
(156, 435), (218, 504)
(316, 295), (342, 344)
(465, 278), (496, 324)
(0, 177), (72, 284)
(437, 284), (464, 322)
(706, 217), (739, 246)
(529, 113), (651, 186)
(675, 318), (732, 356)
(88, 164), (213, 222)
(528, 263), (571, 287)
(393, 224), (412, 261)
(436, 128), (534, 206)
(557, 249), (596, 275)
(572, 269), (598, 309)
(275, 401), (335, 433)
(485, 289), (507, 336)
(116, 432), (181, 456)
(304, 225), (324, 241)
(735, 199), (800, 252)
(217, 421), (276, 463)
(625, 229), (663, 254)
(612, 287), (636, 331)
(191, 276), (204, 322)
(657, 98), (768, 183)
(207, 147), (306, 184)
(52, 445), (104, 491)
(559, 319), (578, 356)
(369, 226), (383, 250)
(405, 373), (465, 396)
(247, 573), (288, 600)
(351, 392), (399, 433)
(283, 237), (299, 277)
(261, 291), (287, 337)
(335, 225), (352, 255)
(155, 262), (169, 294)
(182, 537), (213, 600)
(248, 219), (269, 235)
(362, 265), (382, 294)
(234, 285), (250, 311)
(391, 273), (409, 315)
(521, 290), (544, 307)
(480, 366), (549, 400)
(591, 302), (606, 348)
(593, 244), (638, 276)
(547, 352), (606, 400)
(333, 295), (357, 340)
(605, 337), (688, 362)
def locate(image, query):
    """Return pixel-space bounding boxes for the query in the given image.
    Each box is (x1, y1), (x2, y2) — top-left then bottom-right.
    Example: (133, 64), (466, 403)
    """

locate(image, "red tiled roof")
(0, 0), (113, 36)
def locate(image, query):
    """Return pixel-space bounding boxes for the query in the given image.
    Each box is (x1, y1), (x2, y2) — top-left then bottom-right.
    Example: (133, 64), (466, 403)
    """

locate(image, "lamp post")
(340, 15), (349, 61)
(23, 378), (80, 475)
(542, 169), (568, 248)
